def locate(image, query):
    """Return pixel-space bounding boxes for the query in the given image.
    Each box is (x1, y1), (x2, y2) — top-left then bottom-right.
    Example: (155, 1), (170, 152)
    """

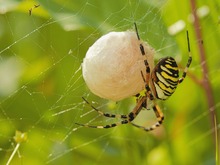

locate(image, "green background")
(0, 0), (219, 164)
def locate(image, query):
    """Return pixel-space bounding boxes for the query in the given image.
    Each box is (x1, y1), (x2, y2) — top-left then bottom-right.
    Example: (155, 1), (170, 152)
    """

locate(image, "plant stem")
(189, 0), (218, 163)
(6, 143), (20, 165)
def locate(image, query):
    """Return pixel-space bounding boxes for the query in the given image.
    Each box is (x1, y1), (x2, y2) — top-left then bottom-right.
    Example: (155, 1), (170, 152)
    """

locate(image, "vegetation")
(0, 0), (219, 164)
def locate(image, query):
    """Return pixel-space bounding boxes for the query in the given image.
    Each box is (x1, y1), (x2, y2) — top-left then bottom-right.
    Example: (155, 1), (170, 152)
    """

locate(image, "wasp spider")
(76, 23), (192, 131)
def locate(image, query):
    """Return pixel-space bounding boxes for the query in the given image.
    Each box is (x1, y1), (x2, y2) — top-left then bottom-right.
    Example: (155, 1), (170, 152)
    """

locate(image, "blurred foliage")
(0, 0), (219, 165)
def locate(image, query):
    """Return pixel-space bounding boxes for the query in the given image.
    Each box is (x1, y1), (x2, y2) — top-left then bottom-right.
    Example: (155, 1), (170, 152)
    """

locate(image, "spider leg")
(132, 72), (164, 131)
(131, 104), (164, 131)
(81, 97), (127, 119)
(134, 22), (145, 55)
(141, 62), (153, 101)
(135, 93), (148, 110)
(179, 30), (192, 84)
(75, 96), (146, 129)
(139, 69), (165, 131)
(134, 23), (164, 131)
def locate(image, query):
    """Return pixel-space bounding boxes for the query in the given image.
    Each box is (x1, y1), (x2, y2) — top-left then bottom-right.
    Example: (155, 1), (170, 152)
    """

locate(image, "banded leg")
(179, 30), (192, 84)
(132, 73), (165, 131)
(75, 96), (146, 129)
(131, 104), (164, 131)
(133, 58), (165, 131)
(136, 67), (165, 131)
(81, 97), (128, 119)
(135, 21), (164, 130)
(134, 22), (153, 100)
(134, 22), (145, 55)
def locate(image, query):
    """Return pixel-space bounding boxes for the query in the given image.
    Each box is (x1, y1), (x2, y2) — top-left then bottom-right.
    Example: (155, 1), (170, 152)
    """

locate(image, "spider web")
(0, 0), (219, 164)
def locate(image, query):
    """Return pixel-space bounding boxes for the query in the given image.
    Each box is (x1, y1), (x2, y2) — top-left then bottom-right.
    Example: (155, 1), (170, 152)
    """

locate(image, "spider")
(76, 23), (192, 131)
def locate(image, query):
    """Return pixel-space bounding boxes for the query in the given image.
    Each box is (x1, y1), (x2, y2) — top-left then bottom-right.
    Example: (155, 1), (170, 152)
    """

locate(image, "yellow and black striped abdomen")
(151, 57), (179, 100)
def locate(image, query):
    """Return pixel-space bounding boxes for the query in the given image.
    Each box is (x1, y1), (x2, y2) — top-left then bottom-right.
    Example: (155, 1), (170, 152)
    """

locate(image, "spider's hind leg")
(82, 97), (127, 119)
(75, 96), (146, 129)
(131, 104), (164, 131)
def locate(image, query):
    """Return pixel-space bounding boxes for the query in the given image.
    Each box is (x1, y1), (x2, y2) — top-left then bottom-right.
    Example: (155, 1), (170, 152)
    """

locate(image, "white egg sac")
(82, 31), (155, 101)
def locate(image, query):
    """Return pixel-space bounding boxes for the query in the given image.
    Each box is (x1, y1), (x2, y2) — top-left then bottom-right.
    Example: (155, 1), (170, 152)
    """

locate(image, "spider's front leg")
(133, 22), (164, 131)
